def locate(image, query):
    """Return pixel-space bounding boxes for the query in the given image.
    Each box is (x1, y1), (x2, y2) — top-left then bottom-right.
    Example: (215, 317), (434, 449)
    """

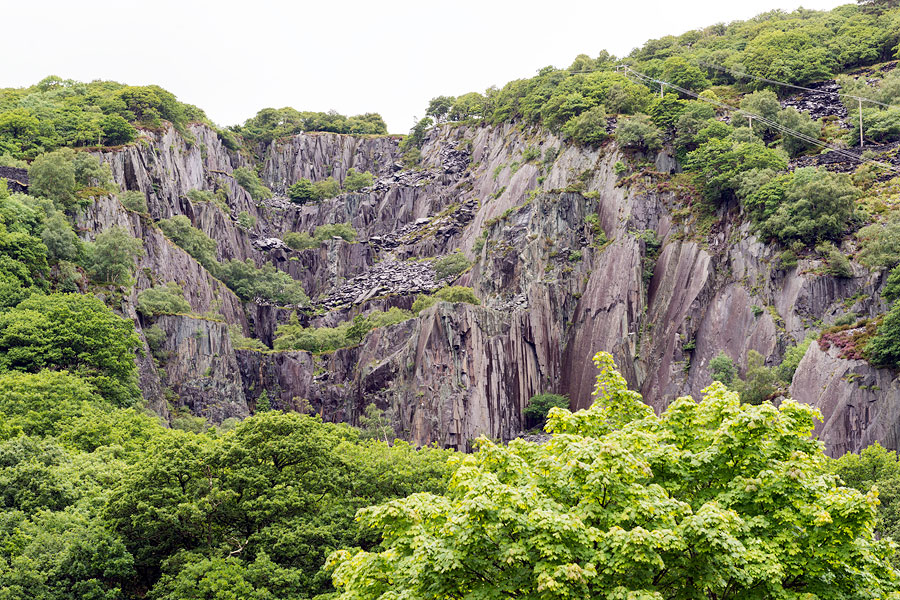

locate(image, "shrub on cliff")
(411, 286), (480, 314)
(685, 137), (788, 203)
(217, 259), (308, 306)
(561, 105), (608, 146)
(85, 225), (144, 286)
(343, 168), (374, 192)
(615, 114), (662, 151)
(119, 190), (148, 213)
(232, 167), (271, 202)
(136, 282), (191, 317)
(432, 252), (470, 281)
(157, 215), (218, 272)
(756, 167), (859, 246)
(328, 351), (898, 599)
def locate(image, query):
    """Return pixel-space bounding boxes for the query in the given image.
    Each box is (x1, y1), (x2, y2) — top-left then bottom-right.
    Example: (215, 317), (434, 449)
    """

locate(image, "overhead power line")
(620, 65), (900, 176)
(695, 60), (896, 109)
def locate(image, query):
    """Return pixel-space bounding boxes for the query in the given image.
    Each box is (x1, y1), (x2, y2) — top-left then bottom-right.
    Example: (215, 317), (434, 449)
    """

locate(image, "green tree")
(288, 178), (317, 204)
(866, 302), (900, 368)
(758, 167), (859, 245)
(734, 349), (777, 404)
(616, 114), (662, 151)
(523, 393), (569, 428)
(86, 225), (144, 285)
(40, 211), (79, 263)
(426, 96), (455, 122)
(136, 282), (192, 317)
(343, 168), (374, 192)
(708, 350), (737, 386)
(0, 293), (142, 405)
(561, 105), (608, 146)
(777, 107), (821, 158)
(28, 149), (77, 209)
(232, 167), (271, 202)
(216, 259), (309, 305)
(119, 190), (148, 213)
(686, 137), (788, 203)
(432, 252), (471, 280)
(329, 352), (899, 599)
(157, 215), (218, 272)
(832, 442), (900, 559)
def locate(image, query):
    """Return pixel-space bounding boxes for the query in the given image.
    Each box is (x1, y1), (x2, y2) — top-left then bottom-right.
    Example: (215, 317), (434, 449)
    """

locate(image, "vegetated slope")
(2, 1), (900, 458)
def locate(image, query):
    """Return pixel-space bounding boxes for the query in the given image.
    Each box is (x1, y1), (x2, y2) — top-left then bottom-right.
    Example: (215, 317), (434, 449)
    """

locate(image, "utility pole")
(859, 98), (865, 148)
(748, 115), (753, 131)
(660, 82), (665, 98)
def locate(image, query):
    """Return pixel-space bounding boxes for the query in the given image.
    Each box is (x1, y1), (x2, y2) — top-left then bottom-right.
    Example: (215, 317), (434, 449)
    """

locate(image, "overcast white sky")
(2, 0), (849, 133)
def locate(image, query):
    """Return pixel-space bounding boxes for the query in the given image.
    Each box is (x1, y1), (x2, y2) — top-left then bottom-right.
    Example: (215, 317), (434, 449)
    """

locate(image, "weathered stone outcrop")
(792, 342), (900, 457)
(86, 119), (900, 454)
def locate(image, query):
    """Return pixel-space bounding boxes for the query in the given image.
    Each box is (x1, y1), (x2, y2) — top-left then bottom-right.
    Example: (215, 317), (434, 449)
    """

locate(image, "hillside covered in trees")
(5, 0), (900, 597)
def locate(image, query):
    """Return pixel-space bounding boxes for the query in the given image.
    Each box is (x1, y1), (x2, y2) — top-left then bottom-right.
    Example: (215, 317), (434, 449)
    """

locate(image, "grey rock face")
(88, 120), (900, 455)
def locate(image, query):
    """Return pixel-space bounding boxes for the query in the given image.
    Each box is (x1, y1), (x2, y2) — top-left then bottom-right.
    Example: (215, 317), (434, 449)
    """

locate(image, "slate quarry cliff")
(84, 121), (900, 455)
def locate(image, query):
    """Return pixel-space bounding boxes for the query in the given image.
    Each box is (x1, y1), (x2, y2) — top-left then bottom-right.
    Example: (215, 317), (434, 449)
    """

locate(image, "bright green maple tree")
(328, 351), (899, 599)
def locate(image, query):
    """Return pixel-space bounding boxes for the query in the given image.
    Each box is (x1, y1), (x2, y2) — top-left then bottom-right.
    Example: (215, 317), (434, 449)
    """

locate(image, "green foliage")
(329, 351), (898, 599)
(523, 393), (569, 428)
(832, 442), (900, 561)
(157, 215), (218, 272)
(288, 178), (317, 204)
(283, 223), (357, 250)
(100, 411), (452, 598)
(0, 77), (197, 158)
(613, 160), (627, 175)
(411, 286), (481, 314)
(685, 137), (788, 203)
(119, 189), (148, 213)
(136, 282), (191, 317)
(561, 105), (608, 146)
(228, 323), (267, 351)
(232, 167), (271, 202)
(0, 293), (141, 405)
(28, 149), (77, 209)
(734, 349), (777, 404)
(615, 114), (662, 151)
(217, 259), (309, 306)
(86, 225), (144, 286)
(775, 337), (812, 384)
(866, 301), (900, 367)
(236, 107), (387, 142)
(777, 106), (821, 157)
(187, 188), (228, 212)
(399, 118), (433, 165)
(343, 168), (374, 191)
(708, 350), (737, 386)
(817, 241), (854, 278)
(357, 403), (394, 442)
(274, 307), (412, 352)
(755, 167), (859, 246)
(236, 210), (255, 230)
(426, 96), (454, 122)
(40, 210), (79, 263)
(288, 177), (343, 203)
(432, 252), (471, 280)
(648, 93), (687, 129)
(857, 215), (900, 268)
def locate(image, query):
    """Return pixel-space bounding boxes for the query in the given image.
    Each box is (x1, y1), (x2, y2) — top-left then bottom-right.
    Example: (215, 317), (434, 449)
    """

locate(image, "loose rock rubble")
(320, 257), (441, 308)
(781, 80), (849, 122)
